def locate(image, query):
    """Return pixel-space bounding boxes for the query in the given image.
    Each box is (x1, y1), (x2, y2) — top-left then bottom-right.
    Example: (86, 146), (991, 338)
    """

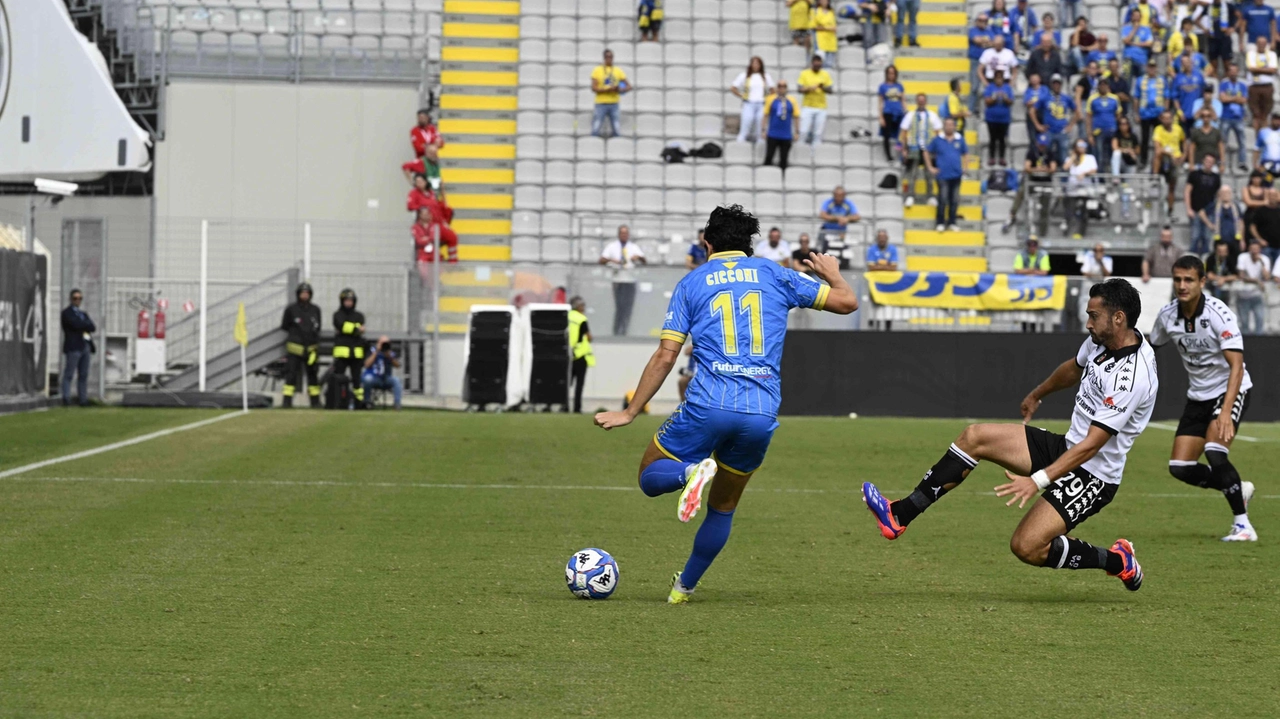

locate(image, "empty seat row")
(515, 160), (874, 192)
(158, 5), (432, 34)
(519, 0), (779, 22)
(167, 29), (422, 55)
(511, 188), (877, 217)
(154, 0), (440, 9)
(518, 16), (786, 45)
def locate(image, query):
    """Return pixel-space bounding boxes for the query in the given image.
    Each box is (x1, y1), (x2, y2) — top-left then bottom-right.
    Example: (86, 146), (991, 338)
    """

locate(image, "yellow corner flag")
(234, 302), (249, 347)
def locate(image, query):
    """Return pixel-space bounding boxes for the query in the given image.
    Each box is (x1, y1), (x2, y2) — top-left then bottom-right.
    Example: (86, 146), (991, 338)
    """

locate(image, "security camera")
(34, 178), (79, 197)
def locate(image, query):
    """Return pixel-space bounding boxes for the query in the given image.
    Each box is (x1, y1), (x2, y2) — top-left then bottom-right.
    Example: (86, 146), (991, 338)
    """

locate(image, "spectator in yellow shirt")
(1152, 110), (1186, 214)
(1166, 17), (1199, 61)
(787, 0), (813, 53)
(810, 0), (839, 65)
(797, 55), (835, 148)
(590, 49), (630, 138)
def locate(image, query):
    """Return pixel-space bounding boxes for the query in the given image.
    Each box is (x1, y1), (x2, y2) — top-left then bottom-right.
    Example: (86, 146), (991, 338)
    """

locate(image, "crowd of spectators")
(952, 0), (1280, 325)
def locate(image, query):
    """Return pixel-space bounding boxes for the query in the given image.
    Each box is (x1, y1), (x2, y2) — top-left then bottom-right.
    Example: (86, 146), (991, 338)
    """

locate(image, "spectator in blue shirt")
(361, 337), (402, 410)
(1122, 10), (1155, 76)
(1009, 0), (1038, 51)
(1135, 59), (1170, 164)
(1219, 62), (1250, 170)
(968, 14), (995, 113)
(686, 229), (708, 269)
(865, 229), (901, 270)
(1172, 54), (1207, 133)
(1085, 34), (1117, 67)
(819, 185), (861, 233)
(1030, 13), (1062, 51)
(762, 81), (800, 171)
(1023, 72), (1050, 138)
(925, 117), (968, 231)
(1191, 85), (1224, 128)
(60, 289), (96, 407)
(1238, 0), (1276, 44)
(984, 72), (1014, 165)
(878, 65), (906, 161)
(1034, 73), (1076, 165)
(1087, 79), (1121, 169)
(989, 0), (1016, 50)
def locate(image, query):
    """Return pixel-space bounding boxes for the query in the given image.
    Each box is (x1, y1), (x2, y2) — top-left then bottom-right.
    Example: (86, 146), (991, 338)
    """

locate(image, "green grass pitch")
(1, 408), (1277, 717)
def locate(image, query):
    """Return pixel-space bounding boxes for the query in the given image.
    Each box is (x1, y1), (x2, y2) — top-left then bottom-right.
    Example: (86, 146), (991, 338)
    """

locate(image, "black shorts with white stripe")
(1174, 390), (1251, 438)
(1024, 426), (1118, 531)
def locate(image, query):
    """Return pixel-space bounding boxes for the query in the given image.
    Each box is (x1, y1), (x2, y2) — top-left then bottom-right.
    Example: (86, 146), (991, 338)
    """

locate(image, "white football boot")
(678, 458), (718, 523)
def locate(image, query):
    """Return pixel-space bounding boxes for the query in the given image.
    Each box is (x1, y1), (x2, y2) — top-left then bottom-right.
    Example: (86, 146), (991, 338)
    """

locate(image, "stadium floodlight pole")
(199, 219), (208, 392)
(303, 222), (312, 281)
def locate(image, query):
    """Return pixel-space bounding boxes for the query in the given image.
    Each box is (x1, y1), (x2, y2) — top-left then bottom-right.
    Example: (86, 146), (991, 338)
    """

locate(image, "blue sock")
(679, 507), (735, 589)
(639, 459), (691, 497)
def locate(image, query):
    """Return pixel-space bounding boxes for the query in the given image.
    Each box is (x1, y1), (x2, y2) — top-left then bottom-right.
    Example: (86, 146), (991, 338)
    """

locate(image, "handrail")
(163, 265), (298, 334)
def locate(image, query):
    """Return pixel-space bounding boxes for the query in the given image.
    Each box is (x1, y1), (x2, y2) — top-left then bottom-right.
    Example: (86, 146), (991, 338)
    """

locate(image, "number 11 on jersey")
(710, 290), (764, 357)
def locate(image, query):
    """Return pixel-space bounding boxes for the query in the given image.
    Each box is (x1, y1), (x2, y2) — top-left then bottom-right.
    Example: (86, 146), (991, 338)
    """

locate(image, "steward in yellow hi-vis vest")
(568, 296), (595, 414)
(332, 288), (366, 407)
(282, 282), (323, 408)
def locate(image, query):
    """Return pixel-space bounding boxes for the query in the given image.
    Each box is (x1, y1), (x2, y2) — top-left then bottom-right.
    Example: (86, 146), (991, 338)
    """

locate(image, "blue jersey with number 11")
(661, 250), (828, 417)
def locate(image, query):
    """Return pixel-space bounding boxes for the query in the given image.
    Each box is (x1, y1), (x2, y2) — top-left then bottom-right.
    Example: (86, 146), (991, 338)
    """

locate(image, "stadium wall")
(0, 196), (152, 281)
(153, 80), (419, 277)
(780, 332), (1280, 423)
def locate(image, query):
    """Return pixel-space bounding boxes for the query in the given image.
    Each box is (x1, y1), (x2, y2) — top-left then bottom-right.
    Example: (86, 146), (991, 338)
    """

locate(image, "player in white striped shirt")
(1149, 255), (1258, 542)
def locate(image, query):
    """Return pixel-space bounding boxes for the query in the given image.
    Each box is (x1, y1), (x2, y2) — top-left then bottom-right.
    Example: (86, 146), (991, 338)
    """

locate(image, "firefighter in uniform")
(281, 282), (323, 408)
(568, 296), (595, 414)
(332, 288), (366, 408)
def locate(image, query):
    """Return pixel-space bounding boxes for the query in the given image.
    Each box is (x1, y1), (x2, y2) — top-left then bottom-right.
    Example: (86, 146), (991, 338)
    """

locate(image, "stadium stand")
(504, 0), (994, 277)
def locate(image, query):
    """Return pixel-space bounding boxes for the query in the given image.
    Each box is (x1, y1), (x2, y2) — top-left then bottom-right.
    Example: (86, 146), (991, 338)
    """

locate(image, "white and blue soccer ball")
(565, 548), (619, 599)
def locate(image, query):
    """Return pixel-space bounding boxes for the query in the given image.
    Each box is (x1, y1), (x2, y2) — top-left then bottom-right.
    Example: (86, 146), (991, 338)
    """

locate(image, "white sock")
(1234, 514), (1250, 526)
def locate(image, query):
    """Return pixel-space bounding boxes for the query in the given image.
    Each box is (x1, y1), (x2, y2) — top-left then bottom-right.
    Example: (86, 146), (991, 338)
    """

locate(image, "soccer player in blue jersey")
(594, 204), (858, 604)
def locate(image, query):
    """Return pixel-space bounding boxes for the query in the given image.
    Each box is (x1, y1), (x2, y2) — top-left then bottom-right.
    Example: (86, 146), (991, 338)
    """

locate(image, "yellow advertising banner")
(866, 271), (1068, 311)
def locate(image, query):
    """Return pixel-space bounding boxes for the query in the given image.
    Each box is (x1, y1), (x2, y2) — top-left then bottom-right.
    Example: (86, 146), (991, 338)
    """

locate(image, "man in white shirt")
(1065, 139), (1098, 239)
(1244, 36), (1277, 131)
(1078, 243), (1113, 323)
(1150, 255), (1258, 541)
(862, 278), (1155, 591)
(598, 224), (647, 335)
(754, 227), (793, 267)
(1253, 111), (1280, 174)
(978, 34), (1019, 89)
(899, 93), (943, 208)
(1234, 241), (1273, 334)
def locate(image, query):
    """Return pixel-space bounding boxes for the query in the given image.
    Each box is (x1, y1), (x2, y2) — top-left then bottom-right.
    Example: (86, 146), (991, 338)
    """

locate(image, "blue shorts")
(653, 402), (779, 475)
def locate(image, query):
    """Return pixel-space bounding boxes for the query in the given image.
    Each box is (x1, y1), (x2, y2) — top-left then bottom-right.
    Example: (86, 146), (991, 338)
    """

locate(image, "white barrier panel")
(0, 0), (151, 180)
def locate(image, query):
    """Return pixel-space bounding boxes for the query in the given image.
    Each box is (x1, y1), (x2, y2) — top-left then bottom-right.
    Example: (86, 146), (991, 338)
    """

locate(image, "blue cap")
(1035, 132), (1050, 146)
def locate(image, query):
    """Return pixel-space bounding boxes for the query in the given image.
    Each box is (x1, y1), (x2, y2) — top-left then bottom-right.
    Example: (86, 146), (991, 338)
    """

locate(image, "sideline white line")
(0, 411), (247, 480)
(1148, 422), (1268, 443)
(4, 475), (1275, 499)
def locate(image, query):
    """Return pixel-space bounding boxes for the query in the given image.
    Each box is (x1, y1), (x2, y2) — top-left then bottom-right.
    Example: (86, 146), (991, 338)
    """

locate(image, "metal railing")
(1005, 172), (1169, 251)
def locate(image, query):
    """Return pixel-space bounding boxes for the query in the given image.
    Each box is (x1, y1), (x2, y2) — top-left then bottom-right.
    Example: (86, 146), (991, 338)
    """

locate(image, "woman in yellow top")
(787, 0), (813, 53)
(810, 0), (839, 65)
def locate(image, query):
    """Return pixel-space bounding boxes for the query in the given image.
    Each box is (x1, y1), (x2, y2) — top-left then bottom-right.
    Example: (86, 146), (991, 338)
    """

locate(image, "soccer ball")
(565, 548), (619, 599)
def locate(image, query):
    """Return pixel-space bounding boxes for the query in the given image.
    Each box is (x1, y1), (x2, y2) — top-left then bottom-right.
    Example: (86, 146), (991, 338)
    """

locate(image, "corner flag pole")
(234, 302), (249, 412)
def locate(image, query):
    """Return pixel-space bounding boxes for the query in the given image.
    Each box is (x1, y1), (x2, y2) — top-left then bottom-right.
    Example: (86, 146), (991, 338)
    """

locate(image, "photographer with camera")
(361, 336), (402, 410)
